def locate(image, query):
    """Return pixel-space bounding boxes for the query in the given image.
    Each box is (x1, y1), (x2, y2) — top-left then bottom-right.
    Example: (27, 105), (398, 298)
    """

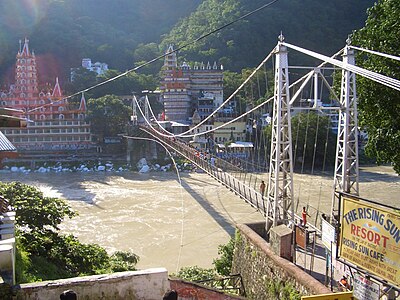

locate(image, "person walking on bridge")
(260, 180), (266, 197)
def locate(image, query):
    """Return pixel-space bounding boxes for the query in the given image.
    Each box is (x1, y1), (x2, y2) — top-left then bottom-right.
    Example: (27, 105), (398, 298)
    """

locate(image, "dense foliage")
(0, 182), (139, 283)
(161, 0), (374, 71)
(175, 266), (217, 282)
(351, 0), (400, 174)
(87, 94), (132, 140)
(0, 0), (373, 86)
(262, 112), (337, 171)
(176, 235), (235, 281)
(213, 236), (235, 276)
(291, 112), (337, 171)
(0, 0), (201, 82)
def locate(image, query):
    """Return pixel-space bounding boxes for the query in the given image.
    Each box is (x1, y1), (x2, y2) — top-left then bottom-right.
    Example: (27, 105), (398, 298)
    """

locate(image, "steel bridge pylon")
(331, 45), (359, 221)
(267, 35), (295, 229)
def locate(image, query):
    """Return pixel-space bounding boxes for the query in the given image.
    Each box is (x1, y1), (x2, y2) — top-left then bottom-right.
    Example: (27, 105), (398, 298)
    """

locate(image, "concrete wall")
(232, 222), (330, 299)
(13, 269), (244, 300)
(15, 268), (169, 300)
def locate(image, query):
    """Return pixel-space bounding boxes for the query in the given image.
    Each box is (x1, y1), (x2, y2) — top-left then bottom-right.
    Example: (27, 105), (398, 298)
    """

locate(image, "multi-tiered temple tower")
(0, 38), (92, 152)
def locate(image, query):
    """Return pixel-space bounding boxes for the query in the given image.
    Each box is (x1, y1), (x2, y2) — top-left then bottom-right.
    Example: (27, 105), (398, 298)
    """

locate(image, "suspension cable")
(350, 45), (400, 62)
(283, 42), (400, 91)
(122, 135), (185, 272)
(26, 0), (281, 114)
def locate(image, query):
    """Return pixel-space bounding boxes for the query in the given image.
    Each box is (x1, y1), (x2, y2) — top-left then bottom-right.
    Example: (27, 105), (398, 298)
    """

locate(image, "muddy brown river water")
(0, 165), (398, 272)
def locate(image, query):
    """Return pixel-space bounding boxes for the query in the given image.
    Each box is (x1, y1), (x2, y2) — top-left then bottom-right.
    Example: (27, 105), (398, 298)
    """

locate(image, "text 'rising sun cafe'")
(339, 195), (400, 287)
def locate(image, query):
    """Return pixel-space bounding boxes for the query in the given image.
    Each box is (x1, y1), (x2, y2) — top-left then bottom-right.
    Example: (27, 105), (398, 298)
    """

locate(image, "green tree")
(351, 0), (400, 174)
(161, 0), (374, 71)
(87, 94), (131, 140)
(1, 182), (76, 234)
(0, 182), (139, 282)
(291, 112), (337, 171)
(91, 70), (158, 98)
(63, 67), (98, 97)
(264, 112), (337, 171)
(133, 43), (163, 75)
(175, 266), (216, 281)
(213, 236), (235, 276)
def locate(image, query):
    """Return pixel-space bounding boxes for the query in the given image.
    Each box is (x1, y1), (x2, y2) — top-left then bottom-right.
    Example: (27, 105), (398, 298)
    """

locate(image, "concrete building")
(81, 58), (108, 75)
(70, 58), (108, 82)
(213, 120), (247, 144)
(160, 45), (223, 123)
(0, 38), (92, 152)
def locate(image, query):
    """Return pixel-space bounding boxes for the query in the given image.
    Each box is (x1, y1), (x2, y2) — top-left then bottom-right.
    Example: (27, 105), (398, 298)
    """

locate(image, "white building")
(81, 58), (109, 75)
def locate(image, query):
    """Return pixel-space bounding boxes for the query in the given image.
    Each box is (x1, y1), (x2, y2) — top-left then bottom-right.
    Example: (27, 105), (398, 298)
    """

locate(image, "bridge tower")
(267, 34), (295, 228)
(330, 44), (359, 222)
(144, 95), (150, 122)
(131, 95), (138, 125)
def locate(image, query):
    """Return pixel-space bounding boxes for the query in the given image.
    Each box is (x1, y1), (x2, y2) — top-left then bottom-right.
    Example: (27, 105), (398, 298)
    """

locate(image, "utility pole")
(331, 43), (359, 222)
(267, 34), (295, 229)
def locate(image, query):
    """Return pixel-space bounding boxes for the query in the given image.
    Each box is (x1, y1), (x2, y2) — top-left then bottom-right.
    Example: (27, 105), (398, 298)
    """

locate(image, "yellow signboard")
(339, 196), (400, 287)
(301, 291), (354, 300)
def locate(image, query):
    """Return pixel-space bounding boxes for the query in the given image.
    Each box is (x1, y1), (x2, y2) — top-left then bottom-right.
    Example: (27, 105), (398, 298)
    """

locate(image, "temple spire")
(52, 77), (62, 97)
(21, 38), (30, 56)
(79, 92), (87, 112)
(164, 44), (177, 70)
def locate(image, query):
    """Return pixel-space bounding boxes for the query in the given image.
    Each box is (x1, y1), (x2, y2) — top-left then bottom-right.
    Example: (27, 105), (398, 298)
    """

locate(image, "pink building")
(0, 38), (92, 152)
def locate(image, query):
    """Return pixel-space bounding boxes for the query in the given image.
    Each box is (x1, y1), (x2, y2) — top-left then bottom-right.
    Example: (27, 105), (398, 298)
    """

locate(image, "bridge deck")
(139, 126), (320, 233)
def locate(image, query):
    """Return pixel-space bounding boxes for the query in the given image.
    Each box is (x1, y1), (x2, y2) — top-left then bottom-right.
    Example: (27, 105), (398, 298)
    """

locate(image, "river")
(0, 165), (398, 273)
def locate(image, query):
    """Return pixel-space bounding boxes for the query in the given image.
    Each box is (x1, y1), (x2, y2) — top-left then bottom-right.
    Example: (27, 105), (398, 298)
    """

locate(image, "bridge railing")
(196, 274), (245, 296)
(140, 126), (273, 219)
(139, 126), (323, 233)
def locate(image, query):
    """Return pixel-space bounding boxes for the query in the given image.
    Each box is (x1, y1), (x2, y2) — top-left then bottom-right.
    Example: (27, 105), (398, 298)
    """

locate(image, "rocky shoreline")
(2, 157), (194, 174)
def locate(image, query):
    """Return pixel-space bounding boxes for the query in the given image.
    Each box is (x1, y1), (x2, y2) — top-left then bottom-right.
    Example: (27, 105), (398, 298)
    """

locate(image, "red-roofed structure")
(0, 38), (93, 152)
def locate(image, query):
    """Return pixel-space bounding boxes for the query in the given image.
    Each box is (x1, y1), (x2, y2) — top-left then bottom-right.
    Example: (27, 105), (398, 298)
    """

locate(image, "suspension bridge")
(128, 34), (399, 236)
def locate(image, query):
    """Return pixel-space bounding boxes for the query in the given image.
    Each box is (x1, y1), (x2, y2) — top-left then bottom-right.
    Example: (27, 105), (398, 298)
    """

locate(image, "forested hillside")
(160, 0), (375, 70)
(0, 0), (201, 82)
(0, 0), (374, 83)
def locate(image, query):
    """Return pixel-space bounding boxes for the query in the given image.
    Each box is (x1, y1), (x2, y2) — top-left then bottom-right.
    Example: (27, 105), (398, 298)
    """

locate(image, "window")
(59, 114), (64, 120)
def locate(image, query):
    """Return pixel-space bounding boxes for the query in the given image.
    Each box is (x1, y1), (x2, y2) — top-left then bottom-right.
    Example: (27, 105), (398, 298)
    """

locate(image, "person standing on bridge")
(260, 180), (266, 197)
(302, 206), (310, 227)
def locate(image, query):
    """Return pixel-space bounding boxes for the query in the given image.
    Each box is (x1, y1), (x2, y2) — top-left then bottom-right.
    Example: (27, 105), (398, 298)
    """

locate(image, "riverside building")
(160, 45), (224, 123)
(0, 38), (92, 152)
